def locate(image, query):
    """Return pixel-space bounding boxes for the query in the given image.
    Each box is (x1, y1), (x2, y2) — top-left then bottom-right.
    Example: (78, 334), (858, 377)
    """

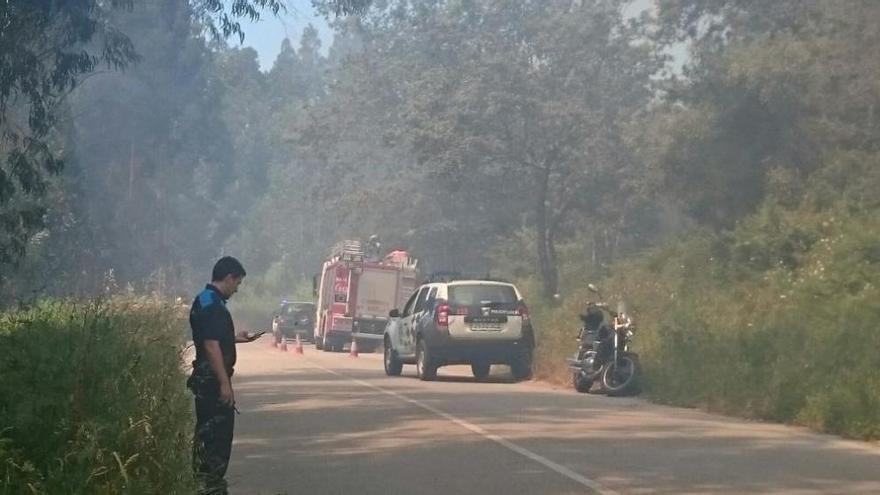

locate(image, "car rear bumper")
(424, 335), (532, 365)
(325, 329), (351, 341)
(352, 317), (386, 340)
(277, 325), (313, 336)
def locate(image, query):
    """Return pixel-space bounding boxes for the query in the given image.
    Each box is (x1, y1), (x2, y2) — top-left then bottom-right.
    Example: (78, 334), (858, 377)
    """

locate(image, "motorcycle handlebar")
(586, 301), (618, 317)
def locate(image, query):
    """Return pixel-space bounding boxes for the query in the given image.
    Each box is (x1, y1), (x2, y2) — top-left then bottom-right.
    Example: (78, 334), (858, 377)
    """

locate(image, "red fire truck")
(313, 240), (418, 352)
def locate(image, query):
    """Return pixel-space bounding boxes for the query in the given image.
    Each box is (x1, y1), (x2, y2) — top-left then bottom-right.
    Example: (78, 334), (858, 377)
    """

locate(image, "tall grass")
(0, 299), (194, 494)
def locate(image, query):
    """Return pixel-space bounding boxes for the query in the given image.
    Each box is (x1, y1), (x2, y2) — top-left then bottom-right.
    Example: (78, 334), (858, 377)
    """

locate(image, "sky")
(237, 0), (333, 71)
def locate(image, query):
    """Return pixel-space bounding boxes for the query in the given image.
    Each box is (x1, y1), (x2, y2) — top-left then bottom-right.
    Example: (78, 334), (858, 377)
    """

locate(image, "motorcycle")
(567, 284), (641, 396)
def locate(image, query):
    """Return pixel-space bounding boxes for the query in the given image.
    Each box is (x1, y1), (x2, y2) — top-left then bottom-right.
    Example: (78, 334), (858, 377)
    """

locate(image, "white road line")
(311, 362), (619, 495)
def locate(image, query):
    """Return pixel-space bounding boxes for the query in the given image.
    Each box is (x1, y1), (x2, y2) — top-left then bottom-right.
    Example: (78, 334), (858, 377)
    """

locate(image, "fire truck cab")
(314, 240), (418, 352)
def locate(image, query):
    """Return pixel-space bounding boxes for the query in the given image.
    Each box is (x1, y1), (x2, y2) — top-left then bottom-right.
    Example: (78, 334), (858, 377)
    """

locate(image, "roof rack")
(425, 271), (510, 284)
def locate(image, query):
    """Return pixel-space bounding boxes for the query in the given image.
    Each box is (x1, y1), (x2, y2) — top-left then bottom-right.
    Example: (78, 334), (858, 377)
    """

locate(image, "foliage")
(510, 190), (880, 440)
(0, 299), (194, 493)
(0, 0), (369, 268)
(652, 1), (880, 227)
(489, 0), (880, 440)
(0, 1), (137, 264)
(195, 0), (284, 42)
(312, 0), (373, 17)
(311, 0), (664, 298)
(64, 0), (236, 291)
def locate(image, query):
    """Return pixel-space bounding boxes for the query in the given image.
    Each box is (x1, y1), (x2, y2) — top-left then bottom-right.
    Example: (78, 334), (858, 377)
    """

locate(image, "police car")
(382, 279), (534, 381)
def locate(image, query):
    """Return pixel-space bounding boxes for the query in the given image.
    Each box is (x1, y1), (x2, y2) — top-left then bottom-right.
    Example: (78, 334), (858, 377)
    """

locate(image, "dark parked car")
(272, 301), (316, 343)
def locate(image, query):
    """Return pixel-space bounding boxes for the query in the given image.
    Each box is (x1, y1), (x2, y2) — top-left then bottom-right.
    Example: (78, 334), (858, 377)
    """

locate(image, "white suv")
(382, 280), (535, 381)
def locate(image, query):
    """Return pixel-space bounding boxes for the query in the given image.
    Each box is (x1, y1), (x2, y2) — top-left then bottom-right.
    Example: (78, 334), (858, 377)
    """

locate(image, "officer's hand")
(220, 383), (235, 407)
(236, 331), (264, 343)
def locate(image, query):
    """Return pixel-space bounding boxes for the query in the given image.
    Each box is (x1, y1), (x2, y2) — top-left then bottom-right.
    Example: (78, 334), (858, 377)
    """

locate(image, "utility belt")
(186, 360), (233, 397)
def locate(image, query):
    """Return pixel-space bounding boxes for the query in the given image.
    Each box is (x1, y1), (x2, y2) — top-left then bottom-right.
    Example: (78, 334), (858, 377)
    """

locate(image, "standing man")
(187, 256), (261, 494)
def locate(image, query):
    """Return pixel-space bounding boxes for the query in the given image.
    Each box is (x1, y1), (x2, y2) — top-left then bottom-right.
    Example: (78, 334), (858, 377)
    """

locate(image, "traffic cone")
(294, 334), (304, 355)
(280, 338), (288, 352)
(349, 337), (359, 358)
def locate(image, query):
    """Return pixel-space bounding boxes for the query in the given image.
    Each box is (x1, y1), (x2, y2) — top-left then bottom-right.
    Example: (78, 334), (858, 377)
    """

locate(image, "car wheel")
(384, 340), (403, 376)
(471, 363), (490, 381)
(416, 339), (437, 381)
(510, 348), (533, 381)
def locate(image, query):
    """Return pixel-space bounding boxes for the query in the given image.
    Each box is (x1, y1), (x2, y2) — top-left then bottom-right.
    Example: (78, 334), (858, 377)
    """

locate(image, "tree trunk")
(535, 167), (559, 300)
(128, 141), (135, 201)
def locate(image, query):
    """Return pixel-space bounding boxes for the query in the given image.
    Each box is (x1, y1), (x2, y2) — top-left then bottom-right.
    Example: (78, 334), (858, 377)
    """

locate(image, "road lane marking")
(311, 362), (619, 495)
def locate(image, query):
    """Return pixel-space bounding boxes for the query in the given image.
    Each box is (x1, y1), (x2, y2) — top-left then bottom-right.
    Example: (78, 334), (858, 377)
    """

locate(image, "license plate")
(464, 316), (507, 324)
(470, 323), (502, 331)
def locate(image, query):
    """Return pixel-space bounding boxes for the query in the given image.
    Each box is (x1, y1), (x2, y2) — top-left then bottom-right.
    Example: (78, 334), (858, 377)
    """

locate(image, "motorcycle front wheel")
(600, 354), (640, 396)
(572, 371), (592, 393)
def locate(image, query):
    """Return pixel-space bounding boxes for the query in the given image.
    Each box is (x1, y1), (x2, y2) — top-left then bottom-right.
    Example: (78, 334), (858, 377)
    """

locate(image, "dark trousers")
(192, 389), (235, 495)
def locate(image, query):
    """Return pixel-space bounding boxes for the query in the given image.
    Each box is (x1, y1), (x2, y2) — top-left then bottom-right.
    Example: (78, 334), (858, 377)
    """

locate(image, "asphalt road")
(224, 341), (880, 495)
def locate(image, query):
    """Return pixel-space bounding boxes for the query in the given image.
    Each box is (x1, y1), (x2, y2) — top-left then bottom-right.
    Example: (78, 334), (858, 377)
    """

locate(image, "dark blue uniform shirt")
(190, 284), (236, 377)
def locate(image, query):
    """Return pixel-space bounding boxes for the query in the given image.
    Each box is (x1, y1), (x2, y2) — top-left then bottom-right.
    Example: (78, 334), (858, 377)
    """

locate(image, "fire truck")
(313, 240), (419, 352)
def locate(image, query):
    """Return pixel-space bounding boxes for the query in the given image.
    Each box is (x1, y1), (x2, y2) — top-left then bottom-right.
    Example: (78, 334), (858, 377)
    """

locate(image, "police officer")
(188, 256), (262, 494)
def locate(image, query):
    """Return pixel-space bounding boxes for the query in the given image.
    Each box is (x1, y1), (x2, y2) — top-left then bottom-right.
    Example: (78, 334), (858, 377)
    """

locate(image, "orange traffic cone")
(280, 338), (288, 352)
(349, 337), (359, 358)
(294, 334), (304, 355)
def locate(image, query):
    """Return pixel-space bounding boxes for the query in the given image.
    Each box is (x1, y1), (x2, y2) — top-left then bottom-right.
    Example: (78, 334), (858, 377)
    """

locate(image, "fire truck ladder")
(330, 240), (364, 262)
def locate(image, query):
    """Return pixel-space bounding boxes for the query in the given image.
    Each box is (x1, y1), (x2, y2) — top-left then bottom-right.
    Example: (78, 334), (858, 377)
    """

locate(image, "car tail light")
(436, 304), (450, 327)
(518, 304), (530, 323)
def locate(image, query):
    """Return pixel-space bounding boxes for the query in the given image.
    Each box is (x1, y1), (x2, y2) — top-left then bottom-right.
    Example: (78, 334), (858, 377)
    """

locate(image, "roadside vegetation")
(515, 165), (880, 441)
(0, 300), (193, 494)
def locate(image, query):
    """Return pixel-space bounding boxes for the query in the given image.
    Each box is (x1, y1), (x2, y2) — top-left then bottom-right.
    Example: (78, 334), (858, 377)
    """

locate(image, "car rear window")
(448, 285), (517, 306)
(283, 303), (314, 316)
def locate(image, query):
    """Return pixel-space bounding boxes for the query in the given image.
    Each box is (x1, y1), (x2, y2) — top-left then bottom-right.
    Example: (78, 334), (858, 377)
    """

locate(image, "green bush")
(0, 300), (194, 494)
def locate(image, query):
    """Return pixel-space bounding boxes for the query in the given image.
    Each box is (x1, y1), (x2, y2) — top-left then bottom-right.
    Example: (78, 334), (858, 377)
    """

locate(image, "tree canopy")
(0, 0), (371, 267)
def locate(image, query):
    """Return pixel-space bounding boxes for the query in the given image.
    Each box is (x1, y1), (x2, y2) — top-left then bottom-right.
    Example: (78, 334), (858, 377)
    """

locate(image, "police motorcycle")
(567, 284), (641, 396)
